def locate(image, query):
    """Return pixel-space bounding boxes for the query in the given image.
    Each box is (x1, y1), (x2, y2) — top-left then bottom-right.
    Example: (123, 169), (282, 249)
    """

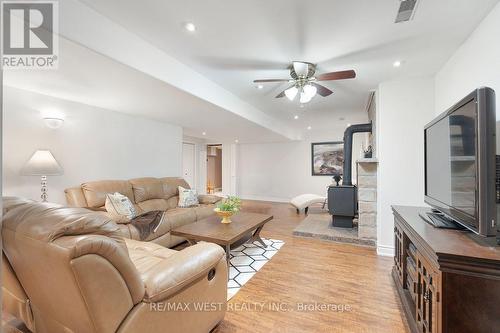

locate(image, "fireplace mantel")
(357, 158), (378, 163)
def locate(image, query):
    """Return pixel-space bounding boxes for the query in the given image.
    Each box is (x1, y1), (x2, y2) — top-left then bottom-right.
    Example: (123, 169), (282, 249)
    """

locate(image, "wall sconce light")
(43, 117), (64, 129)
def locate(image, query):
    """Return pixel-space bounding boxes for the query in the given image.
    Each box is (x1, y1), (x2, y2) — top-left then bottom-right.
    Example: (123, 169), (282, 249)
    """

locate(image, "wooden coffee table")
(171, 212), (273, 266)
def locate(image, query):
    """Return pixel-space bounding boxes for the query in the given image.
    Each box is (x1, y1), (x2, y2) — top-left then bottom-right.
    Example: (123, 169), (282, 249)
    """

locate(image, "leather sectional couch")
(2, 197), (227, 333)
(64, 177), (221, 248)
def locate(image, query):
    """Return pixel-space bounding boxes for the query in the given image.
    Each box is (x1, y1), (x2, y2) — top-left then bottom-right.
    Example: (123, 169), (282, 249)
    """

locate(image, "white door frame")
(182, 142), (196, 189)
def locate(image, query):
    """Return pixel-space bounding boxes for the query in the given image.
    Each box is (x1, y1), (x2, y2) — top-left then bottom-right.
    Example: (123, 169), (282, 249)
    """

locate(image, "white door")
(182, 143), (196, 188)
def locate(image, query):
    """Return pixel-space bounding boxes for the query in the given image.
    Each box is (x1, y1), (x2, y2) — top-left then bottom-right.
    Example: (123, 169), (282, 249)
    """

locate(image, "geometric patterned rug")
(227, 238), (284, 300)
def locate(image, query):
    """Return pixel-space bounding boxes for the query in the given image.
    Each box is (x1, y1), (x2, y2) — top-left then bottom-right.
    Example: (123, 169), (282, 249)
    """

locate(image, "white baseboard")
(239, 194), (290, 203)
(377, 244), (395, 257)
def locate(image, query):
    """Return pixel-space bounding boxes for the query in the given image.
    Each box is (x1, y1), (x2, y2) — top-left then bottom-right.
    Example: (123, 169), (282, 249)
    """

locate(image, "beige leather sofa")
(65, 177), (221, 248)
(2, 197), (227, 333)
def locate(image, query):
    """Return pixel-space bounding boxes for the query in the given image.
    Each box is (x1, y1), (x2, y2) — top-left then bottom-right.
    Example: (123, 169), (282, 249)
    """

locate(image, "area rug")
(227, 238), (284, 299)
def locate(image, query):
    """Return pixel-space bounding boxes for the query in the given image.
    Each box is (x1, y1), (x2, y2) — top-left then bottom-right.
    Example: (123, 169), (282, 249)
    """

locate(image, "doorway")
(182, 142), (196, 188)
(206, 144), (222, 195)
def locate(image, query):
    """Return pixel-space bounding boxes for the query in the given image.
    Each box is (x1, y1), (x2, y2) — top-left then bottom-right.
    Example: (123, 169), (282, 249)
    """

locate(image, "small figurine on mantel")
(363, 145), (373, 158)
(332, 172), (342, 186)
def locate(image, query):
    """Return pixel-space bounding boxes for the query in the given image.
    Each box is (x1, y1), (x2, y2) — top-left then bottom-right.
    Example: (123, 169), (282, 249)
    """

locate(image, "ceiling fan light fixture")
(285, 86), (298, 101)
(299, 91), (312, 104)
(303, 84), (317, 99)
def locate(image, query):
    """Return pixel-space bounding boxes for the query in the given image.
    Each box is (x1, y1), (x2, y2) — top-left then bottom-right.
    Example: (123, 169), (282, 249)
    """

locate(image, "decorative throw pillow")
(105, 192), (137, 220)
(178, 186), (199, 207)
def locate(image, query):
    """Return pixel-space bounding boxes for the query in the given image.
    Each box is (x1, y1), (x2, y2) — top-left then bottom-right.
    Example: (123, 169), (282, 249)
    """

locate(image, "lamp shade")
(22, 150), (63, 176)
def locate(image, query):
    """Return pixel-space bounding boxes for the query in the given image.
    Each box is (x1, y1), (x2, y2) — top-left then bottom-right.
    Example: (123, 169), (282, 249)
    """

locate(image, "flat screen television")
(424, 87), (497, 236)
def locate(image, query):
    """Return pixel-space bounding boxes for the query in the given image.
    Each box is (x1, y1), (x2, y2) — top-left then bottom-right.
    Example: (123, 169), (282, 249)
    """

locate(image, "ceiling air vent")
(395, 0), (419, 23)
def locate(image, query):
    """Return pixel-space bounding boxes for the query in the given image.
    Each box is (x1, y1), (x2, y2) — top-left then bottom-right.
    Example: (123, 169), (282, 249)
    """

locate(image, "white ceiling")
(4, 0), (498, 143)
(3, 38), (290, 143)
(80, 0), (499, 131)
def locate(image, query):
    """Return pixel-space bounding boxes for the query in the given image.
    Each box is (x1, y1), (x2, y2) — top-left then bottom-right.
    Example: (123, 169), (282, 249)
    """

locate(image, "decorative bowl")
(214, 208), (234, 224)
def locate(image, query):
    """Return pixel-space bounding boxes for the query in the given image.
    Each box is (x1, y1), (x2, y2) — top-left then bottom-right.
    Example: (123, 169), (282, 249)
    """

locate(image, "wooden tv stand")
(392, 206), (500, 333)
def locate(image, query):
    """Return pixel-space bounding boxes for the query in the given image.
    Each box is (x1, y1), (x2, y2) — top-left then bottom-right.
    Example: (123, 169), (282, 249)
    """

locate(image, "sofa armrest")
(198, 194), (222, 205)
(141, 243), (226, 302)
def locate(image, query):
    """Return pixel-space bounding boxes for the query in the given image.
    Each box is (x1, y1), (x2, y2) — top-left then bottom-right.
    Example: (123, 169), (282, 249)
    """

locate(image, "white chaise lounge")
(290, 194), (327, 214)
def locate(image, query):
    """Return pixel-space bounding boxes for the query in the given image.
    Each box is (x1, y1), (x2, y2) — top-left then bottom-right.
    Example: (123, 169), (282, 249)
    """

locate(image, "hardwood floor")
(215, 200), (410, 333)
(2, 200), (409, 333)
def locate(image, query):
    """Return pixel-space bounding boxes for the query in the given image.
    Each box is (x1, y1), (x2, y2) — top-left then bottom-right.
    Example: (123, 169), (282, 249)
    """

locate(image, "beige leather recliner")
(65, 177), (221, 248)
(2, 197), (227, 333)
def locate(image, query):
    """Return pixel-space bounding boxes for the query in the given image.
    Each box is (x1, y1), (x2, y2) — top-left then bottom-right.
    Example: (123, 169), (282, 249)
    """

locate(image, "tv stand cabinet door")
(416, 254), (440, 333)
(441, 270), (500, 333)
(394, 223), (404, 285)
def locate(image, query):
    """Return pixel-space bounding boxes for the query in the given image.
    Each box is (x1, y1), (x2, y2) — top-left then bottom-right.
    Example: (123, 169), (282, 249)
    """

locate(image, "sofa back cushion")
(130, 178), (165, 203)
(160, 177), (190, 199)
(65, 177), (191, 210)
(82, 180), (135, 208)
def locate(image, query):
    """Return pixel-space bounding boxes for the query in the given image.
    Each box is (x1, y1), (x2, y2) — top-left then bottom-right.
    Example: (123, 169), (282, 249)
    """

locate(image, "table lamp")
(22, 150), (63, 202)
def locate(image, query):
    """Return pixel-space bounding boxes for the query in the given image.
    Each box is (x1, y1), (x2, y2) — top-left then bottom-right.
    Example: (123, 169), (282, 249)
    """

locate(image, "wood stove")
(328, 185), (357, 228)
(328, 122), (372, 228)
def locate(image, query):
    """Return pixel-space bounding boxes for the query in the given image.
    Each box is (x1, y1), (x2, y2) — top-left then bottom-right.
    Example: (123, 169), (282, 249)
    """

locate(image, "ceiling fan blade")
(275, 85), (295, 98)
(276, 90), (287, 98)
(316, 69), (356, 81)
(253, 79), (290, 83)
(311, 82), (333, 97)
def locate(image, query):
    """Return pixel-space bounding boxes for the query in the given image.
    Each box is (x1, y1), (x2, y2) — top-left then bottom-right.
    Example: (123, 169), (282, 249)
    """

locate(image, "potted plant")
(214, 196), (242, 224)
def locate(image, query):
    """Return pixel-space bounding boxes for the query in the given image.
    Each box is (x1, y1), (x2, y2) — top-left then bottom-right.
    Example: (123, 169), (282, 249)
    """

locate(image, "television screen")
(424, 87), (496, 236)
(425, 99), (477, 219)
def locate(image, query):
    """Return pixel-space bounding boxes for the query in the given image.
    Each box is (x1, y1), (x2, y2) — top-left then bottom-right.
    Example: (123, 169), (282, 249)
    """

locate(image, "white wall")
(376, 78), (435, 255)
(435, 3), (500, 116)
(237, 127), (367, 202)
(3, 87), (183, 204)
(435, 2), (500, 151)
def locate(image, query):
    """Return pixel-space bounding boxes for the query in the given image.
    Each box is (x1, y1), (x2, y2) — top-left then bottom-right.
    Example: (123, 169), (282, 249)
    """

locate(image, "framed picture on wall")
(311, 141), (344, 176)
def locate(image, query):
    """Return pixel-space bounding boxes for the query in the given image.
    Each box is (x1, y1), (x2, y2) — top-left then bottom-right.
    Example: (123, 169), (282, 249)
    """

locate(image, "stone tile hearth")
(292, 213), (375, 247)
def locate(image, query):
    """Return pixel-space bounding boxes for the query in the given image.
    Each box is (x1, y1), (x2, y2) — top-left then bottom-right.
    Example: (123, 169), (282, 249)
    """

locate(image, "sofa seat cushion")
(193, 204), (216, 221)
(125, 240), (225, 303)
(124, 239), (177, 273)
(163, 208), (197, 229)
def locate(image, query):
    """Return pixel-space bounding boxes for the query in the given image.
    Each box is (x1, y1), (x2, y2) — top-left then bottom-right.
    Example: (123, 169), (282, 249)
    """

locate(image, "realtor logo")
(1, 0), (58, 69)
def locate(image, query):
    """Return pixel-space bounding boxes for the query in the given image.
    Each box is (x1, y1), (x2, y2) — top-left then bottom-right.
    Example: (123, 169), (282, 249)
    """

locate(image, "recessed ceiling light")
(307, 126), (312, 130)
(43, 117), (64, 129)
(184, 22), (196, 32)
(393, 60), (401, 67)
(257, 84), (264, 89)
(235, 139), (239, 143)
(202, 131), (206, 136)
(294, 115), (299, 120)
